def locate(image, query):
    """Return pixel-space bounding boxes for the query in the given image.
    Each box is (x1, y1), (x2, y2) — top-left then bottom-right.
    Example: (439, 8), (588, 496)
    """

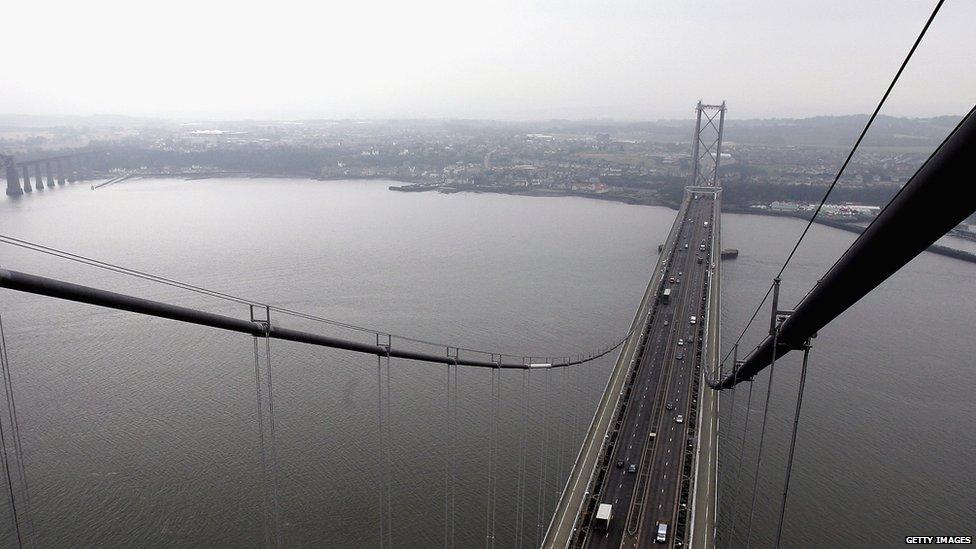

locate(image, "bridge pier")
(46, 161), (56, 188)
(21, 166), (32, 193)
(33, 163), (45, 191)
(5, 163), (23, 196)
(56, 160), (66, 185)
(65, 157), (75, 183)
(20, 165), (34, 193)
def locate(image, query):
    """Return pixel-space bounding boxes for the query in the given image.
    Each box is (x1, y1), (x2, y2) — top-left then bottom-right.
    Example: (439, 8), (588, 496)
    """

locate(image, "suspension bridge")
(0, 4), (973, 546)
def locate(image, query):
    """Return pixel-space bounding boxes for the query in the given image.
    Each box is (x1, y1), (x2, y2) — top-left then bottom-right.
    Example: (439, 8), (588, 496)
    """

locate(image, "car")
(628, 464), (637, 474)
(677, 339), (684, 346)
(676, 278), (681, 284)
(666, 402), (674, 410)
(676, 352), (684, 360)
(669, 276), (676, 283)
(616, 459), (624, 468)
(678, 271), (683, 276)
(656, 522), (669, 543)
(664, 320), (669, 326)
(675, 415), (684, 424)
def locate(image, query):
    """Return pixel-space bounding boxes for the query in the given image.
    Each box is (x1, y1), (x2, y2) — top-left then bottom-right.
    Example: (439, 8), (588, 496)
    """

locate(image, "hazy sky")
(3, 0), (973, 120)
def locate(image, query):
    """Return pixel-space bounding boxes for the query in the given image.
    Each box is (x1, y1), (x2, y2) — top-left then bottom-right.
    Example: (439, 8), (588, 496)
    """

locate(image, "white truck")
(594, 503), (613, 531)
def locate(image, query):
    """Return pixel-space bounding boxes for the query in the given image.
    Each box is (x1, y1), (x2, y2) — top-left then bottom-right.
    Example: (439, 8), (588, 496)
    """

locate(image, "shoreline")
(388, 183), (976, 264)
(69, 173), (976, 264)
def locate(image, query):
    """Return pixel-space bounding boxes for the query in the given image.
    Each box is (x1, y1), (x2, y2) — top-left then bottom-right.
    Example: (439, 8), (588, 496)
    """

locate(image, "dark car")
(666, 402), (675, 410)
(628, 464), (637, 474)
(616, 459), (624, 468)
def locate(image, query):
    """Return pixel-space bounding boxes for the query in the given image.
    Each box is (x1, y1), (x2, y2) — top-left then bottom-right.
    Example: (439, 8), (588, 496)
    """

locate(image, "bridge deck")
(543, 188), (721, 548)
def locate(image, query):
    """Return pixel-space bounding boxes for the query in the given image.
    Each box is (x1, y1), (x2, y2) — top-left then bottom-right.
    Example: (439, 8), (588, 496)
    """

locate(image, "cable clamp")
(249, 304), (271, 334)
(376, 333), (392, 356)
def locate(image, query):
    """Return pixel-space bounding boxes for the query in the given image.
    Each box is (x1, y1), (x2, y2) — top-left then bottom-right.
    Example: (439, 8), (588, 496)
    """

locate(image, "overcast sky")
(3, 0), (973, 120)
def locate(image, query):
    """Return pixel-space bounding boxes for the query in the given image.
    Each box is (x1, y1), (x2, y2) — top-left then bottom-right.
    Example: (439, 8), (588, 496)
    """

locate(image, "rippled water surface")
(0, 178), (972, 548)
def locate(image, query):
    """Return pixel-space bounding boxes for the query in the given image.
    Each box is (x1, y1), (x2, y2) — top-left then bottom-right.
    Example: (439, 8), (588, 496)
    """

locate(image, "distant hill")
(0, 113), (168, 129)
(0, 112), (963, 149)
(421, 114), (964, 149)
(720, 114), (961, 148)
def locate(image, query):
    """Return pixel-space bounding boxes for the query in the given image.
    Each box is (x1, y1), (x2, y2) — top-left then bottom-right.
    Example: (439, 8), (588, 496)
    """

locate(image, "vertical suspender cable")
(263, 321), (283, 549)
(452, 363), (458, 548)
(728, 379), (753, 547)
(573, 361), (581, 451)
(535, 368), (548, 547)
(485, 368), (496, 548)
(0, 314), (23, 548)
(545, 366), (553, 515)
(376, 356), (385, 549)
(253, 337), (271, 548)
(719, 347), (738, 546)
(561, 366), (569, 492)
(773, 341), (812, 549)
(0, 313), (33, 549)
(515, 368), (528, 549)
(745, 322), (780, 549)
(443, 364), (450, 549)
(385, 353), (392, 549)
(491, 368), (499, 548)
(553, 366), (563, 504)
(0, 394), (21, 548)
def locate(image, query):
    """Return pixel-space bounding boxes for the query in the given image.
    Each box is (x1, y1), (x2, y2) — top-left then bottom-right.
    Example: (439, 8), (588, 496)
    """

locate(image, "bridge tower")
(689, 101), (727, 187)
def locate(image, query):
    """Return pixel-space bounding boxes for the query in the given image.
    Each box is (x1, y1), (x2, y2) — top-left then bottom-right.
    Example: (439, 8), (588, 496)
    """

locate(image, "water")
(0, 178), (972, 547)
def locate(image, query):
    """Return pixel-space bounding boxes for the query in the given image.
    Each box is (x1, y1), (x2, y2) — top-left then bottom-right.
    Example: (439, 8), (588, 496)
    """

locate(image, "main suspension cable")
(0, 233), (633, 369)
(718, 0), (946, 368)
